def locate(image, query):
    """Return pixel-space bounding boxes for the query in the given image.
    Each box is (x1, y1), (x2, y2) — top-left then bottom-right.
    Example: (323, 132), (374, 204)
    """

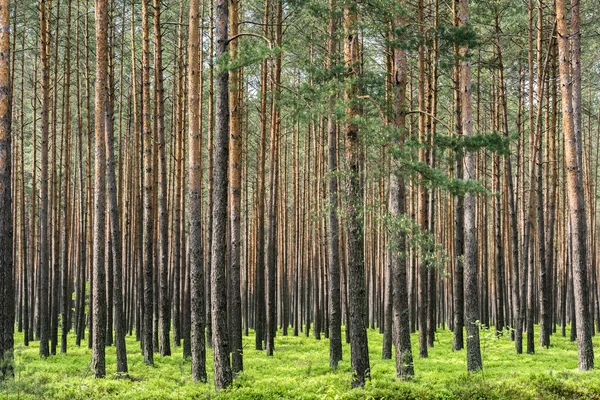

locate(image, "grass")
(2, 325), (600, 399)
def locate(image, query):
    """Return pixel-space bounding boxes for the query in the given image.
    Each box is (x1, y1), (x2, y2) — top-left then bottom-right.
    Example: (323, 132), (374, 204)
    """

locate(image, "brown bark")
(254, 0), (269, 352)
(141, 0), (154, 366)
(327, 0), (342, 370)
(92, 0), (109, 378)
(153, 0), (170, 358)
(228, 0), (243, 372)
(556, 0), (594, 370)
(172, 2), (185, 347)
(38, 0), (51, 360)
(390, 6), (414, 379)
(105, 0), (128, 373)
(212, 0), (232, 389)
(494, 13), (522, 354)
(452, 0), (464, 350)
(188, 0), (207, 382)
(458, 0), (482, 372)
(0, 0), (12, 377)
(344, 3), (370, 388)
(266, 0), (282, 358)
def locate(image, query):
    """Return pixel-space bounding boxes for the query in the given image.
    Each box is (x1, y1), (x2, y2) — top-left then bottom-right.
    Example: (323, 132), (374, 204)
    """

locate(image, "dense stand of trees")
(1, 0), (600, 389)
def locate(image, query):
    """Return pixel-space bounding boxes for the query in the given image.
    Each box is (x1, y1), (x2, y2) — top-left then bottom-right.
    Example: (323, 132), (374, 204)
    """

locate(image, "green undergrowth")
(2, 325), (600, 399)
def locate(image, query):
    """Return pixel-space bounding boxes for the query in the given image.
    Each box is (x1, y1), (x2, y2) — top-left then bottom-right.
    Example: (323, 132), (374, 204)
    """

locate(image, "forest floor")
(2, 326), (600, 399)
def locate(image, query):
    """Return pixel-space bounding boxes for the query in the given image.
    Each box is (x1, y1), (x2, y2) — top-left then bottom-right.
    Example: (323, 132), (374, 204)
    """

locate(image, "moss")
(1, 327), (600, 399)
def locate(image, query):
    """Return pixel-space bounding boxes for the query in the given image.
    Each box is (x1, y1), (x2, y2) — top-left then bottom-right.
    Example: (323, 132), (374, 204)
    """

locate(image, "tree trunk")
(344, 3), (370, 388)
(254, 0), (269, 352)
(326, 0), (342, 370)
(141, 0), (154, 366)
(494, 13), (521, 354)
(266, 0), (282, 357)
(60, 0), (73, 355)
(458, 0), (482, 372)
(452, 1), (464, 349)
(92, 0), (109, 378)
(390, 7), (414, 379)
(153, 0), (171, 358)
(556, 0), (594, 370)
(38, 0), (51, 360)
(105, 0), (128, 372)
(188, 0), (207, 382)
(0, 0), (12, 377)
(212, 0), (232, 389)
(228, 0), (243, 372)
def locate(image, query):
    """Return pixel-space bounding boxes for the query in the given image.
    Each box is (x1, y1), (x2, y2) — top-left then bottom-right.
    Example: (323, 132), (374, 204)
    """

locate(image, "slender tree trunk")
(458, 0), (482, 372)
(326, 0), (342, 370)
(416, 0), (428, 359)
(254, 0), (269, 352)
(19, 21), (28, 349)
(535, 1), (550, 349)
(228, 0), (243, 372)
(390, 7), (414, 379)
(153, 0), (171, 358)
(38, 0), (51, 360)
(59, 0), (73, 355)
(0, 0), (12, 377)
(212, 0), (232, 389)
(494, 13), (522, 354)
(266, 0), (282, 358)
(556, 0), (594, 370)
(141, 0), (154, 365)
(172, 2), (185, 348)
(92, 0), (109, 378)
(188, 0), (207, 382)
(105, 2), (128, 373)
(452, 0), (464, 349)
(206, 0), (215, 349)
(344, 3), (370, 388)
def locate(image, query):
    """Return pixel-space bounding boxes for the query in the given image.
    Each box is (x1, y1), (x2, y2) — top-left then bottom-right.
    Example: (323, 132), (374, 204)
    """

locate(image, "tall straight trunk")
(556, 0), (594, 370)
(228, 0), (243, 372)
(154, 0), (171, 358)
(49, 0), (62, 357)
(266, 0), (282, 357)
(212, 0), (232, 389)
(546, 42), (558, 340)
(326, 0), (342, 370)
(426, 0), (439, 348)
(38, 0), (51, 360)
(343, 3), (370, 388)
(60, 0), (72, 355)
(172, 3), (185, 347)
(206, 0), (214, 349)
(493, 149), (505, 335)
(382, 41), (393, 359)
(92, 0), (109, 378)
(494, 13), (522, 354)
(416, 0), (428, 359)
(452, 0), (464, 349)
(105, 3), (128, 373)
(458, 0), (482, 372)
(188, 0), (207, 382)
(535, 1), (550, 349)
(390, 7), (414, 379)
(254, 0), (269, 352)
(0, 0), (12, 376)
(141, 0), (154, 365)
(74, 0), (86, 346)
(19, 21), (28, 348)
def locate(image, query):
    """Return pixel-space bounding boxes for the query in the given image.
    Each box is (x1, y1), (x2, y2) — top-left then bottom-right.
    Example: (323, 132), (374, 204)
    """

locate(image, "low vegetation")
(2, 327), (600, 399)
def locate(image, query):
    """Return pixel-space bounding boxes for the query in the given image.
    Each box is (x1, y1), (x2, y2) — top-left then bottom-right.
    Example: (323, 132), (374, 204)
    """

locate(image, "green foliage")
(3, 328), (600, 399)
(435, 132), (514, 156)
